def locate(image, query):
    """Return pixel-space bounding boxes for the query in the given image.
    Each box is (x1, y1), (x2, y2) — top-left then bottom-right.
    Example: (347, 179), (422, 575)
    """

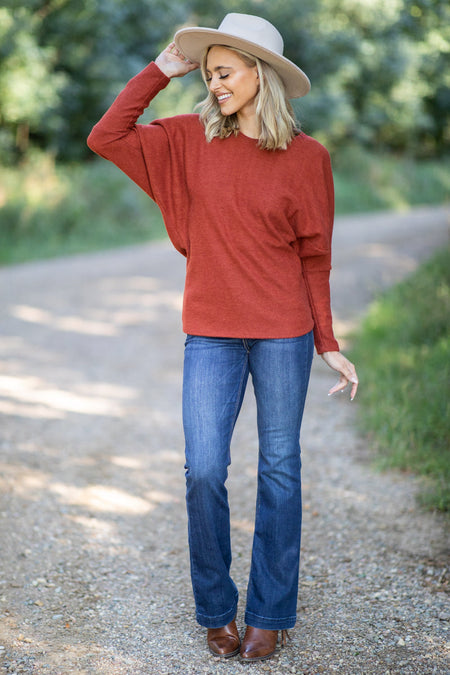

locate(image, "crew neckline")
(237, 130), (260, 144)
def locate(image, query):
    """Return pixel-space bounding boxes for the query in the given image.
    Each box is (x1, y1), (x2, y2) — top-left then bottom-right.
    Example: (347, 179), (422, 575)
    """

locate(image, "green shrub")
(0, 153), (165, 264)
(333, 145), (450, 214)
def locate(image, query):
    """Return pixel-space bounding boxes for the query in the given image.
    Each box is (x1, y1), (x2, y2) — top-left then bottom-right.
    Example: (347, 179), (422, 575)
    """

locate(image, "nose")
(209, 74), (222, 93)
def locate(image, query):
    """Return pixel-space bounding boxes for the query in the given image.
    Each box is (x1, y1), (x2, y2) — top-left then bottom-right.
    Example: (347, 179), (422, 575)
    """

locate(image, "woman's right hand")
(155, 42), (199, 79)
(320, 350), (359, 401)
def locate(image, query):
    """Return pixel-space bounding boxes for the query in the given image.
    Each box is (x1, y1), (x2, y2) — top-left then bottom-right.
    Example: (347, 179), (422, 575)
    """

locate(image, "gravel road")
(0, 206), (449, 674)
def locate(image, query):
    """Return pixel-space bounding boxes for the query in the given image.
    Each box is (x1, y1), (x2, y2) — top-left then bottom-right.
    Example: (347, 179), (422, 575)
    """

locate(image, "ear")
(254, 66), (260, 91)
(253, 66), (260, 91)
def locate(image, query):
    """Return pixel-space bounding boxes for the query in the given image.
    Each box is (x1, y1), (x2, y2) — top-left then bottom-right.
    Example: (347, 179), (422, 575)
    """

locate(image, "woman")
(88, 12), (358, 663)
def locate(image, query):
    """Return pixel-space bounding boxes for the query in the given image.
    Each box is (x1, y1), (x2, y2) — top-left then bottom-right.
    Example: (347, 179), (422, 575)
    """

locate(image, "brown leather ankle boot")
(207, 619), (240, 658)
(239, 625), (290, 662)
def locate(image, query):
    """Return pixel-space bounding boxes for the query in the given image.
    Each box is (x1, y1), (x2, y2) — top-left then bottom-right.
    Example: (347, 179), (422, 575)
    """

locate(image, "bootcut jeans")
(182, 332), (314, 630)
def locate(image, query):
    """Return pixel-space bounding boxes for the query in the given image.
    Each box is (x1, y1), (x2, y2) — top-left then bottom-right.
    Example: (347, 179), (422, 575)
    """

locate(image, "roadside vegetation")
(349, 246), (450, 512)
(0, 154), (165, 264)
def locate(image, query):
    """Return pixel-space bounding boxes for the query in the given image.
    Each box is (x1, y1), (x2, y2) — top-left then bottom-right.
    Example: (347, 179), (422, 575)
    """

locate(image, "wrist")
(154, 58), (173, 79)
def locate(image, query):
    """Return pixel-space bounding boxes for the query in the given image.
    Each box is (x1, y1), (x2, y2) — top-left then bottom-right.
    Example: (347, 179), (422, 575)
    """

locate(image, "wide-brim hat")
(174, 13), (310, 99)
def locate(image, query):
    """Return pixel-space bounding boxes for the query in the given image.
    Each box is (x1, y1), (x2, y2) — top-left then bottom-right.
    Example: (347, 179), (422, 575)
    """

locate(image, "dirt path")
(0, 206), (448, 674)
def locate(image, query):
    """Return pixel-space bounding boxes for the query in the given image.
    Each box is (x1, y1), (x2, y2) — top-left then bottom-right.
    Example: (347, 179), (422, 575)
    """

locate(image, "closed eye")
(205, 71), (231, 82)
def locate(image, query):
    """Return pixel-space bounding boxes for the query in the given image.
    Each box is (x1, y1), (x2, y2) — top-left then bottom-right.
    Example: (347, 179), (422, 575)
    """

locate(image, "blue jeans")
(182, 333), (314, 630)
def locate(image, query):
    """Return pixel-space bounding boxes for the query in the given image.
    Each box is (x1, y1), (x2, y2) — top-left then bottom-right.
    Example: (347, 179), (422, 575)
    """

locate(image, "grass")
(332, 145), (450, 214)
(349, 246), (450, 512)
(0, 148), (449, 264)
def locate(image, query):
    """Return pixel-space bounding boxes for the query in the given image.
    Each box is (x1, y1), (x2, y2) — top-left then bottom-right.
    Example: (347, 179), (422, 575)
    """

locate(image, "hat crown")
(217, 13), (284, 56)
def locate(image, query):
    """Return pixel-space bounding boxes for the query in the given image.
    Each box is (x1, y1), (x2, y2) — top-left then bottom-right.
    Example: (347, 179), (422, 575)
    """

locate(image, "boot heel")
(280, 629), (291, 647)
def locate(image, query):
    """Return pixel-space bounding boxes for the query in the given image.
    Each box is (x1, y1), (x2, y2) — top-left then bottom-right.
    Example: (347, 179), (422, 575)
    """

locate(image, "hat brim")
(174, 26), (310, 99)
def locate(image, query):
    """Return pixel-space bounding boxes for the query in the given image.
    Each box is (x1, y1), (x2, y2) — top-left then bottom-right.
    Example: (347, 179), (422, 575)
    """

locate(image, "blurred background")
(0, 0), (448, 263)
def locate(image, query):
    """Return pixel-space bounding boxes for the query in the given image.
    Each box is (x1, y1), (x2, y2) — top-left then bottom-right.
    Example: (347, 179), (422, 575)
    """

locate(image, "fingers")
(349, 375), (359, 401)
(347, 364), (359, 400)
(167, 42), (196, 65)
(167, 42), (183, 57)
(328, 375), (358, 400)
(326, 356), (359, 401)
(328, 375), (347, 397)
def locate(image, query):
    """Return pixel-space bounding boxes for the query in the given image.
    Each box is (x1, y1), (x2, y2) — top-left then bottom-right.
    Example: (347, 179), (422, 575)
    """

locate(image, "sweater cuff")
(127, 61), (171, 99)
(148, 61), (171, 87)
(314, 335), (340, 355)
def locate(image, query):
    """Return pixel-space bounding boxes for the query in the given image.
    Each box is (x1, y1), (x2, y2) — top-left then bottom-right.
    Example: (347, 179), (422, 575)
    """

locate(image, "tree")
(0, 0), (187, 161)
(0, 0), (448, 161)
(0, 5), (65, 158)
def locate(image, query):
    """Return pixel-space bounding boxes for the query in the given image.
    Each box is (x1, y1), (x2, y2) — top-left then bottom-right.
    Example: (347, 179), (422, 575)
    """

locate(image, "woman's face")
(205, 46), (259, 119)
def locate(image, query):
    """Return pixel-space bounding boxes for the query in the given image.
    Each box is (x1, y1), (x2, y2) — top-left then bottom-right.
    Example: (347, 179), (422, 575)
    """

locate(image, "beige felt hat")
(174, 13), (311, 99)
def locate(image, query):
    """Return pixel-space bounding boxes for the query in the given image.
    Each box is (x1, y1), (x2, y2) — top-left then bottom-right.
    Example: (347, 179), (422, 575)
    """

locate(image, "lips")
(217, 93), (232, 104)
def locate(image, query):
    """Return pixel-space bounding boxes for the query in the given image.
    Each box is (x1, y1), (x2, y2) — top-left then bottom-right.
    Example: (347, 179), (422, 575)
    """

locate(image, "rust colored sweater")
(87, 62), (339, 353)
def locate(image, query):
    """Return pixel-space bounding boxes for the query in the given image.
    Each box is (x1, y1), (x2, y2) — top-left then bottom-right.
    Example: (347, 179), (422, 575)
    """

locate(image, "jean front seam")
(227, 349), (250, 447)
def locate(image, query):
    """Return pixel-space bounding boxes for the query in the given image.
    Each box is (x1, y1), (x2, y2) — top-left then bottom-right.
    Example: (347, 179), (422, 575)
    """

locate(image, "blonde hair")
(197, 46), (300, 151)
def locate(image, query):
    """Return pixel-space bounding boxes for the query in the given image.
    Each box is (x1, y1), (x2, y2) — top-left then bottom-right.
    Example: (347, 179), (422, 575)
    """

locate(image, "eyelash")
(205, 74), (230, 82)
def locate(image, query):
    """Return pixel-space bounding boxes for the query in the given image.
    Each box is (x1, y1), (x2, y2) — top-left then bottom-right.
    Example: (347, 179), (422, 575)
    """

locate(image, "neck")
(237, 110), (259, 139)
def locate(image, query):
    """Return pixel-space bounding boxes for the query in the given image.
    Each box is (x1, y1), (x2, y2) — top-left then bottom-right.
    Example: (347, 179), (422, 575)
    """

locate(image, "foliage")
(0, 153), (165, 263)
(349, 246), (450, 511)
(0, 0), (448, 161)
(0, 0), (185, 161)
(332, 144), (450, 212)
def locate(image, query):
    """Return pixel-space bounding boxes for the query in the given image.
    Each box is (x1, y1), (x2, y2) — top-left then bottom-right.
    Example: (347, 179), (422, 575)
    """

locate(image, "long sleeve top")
(87, 62), (339, 353)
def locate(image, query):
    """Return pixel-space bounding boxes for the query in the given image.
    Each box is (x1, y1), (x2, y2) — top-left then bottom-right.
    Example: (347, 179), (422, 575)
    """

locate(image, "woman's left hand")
(155, 42), (199, 79)
(320, 351), (359, 400)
